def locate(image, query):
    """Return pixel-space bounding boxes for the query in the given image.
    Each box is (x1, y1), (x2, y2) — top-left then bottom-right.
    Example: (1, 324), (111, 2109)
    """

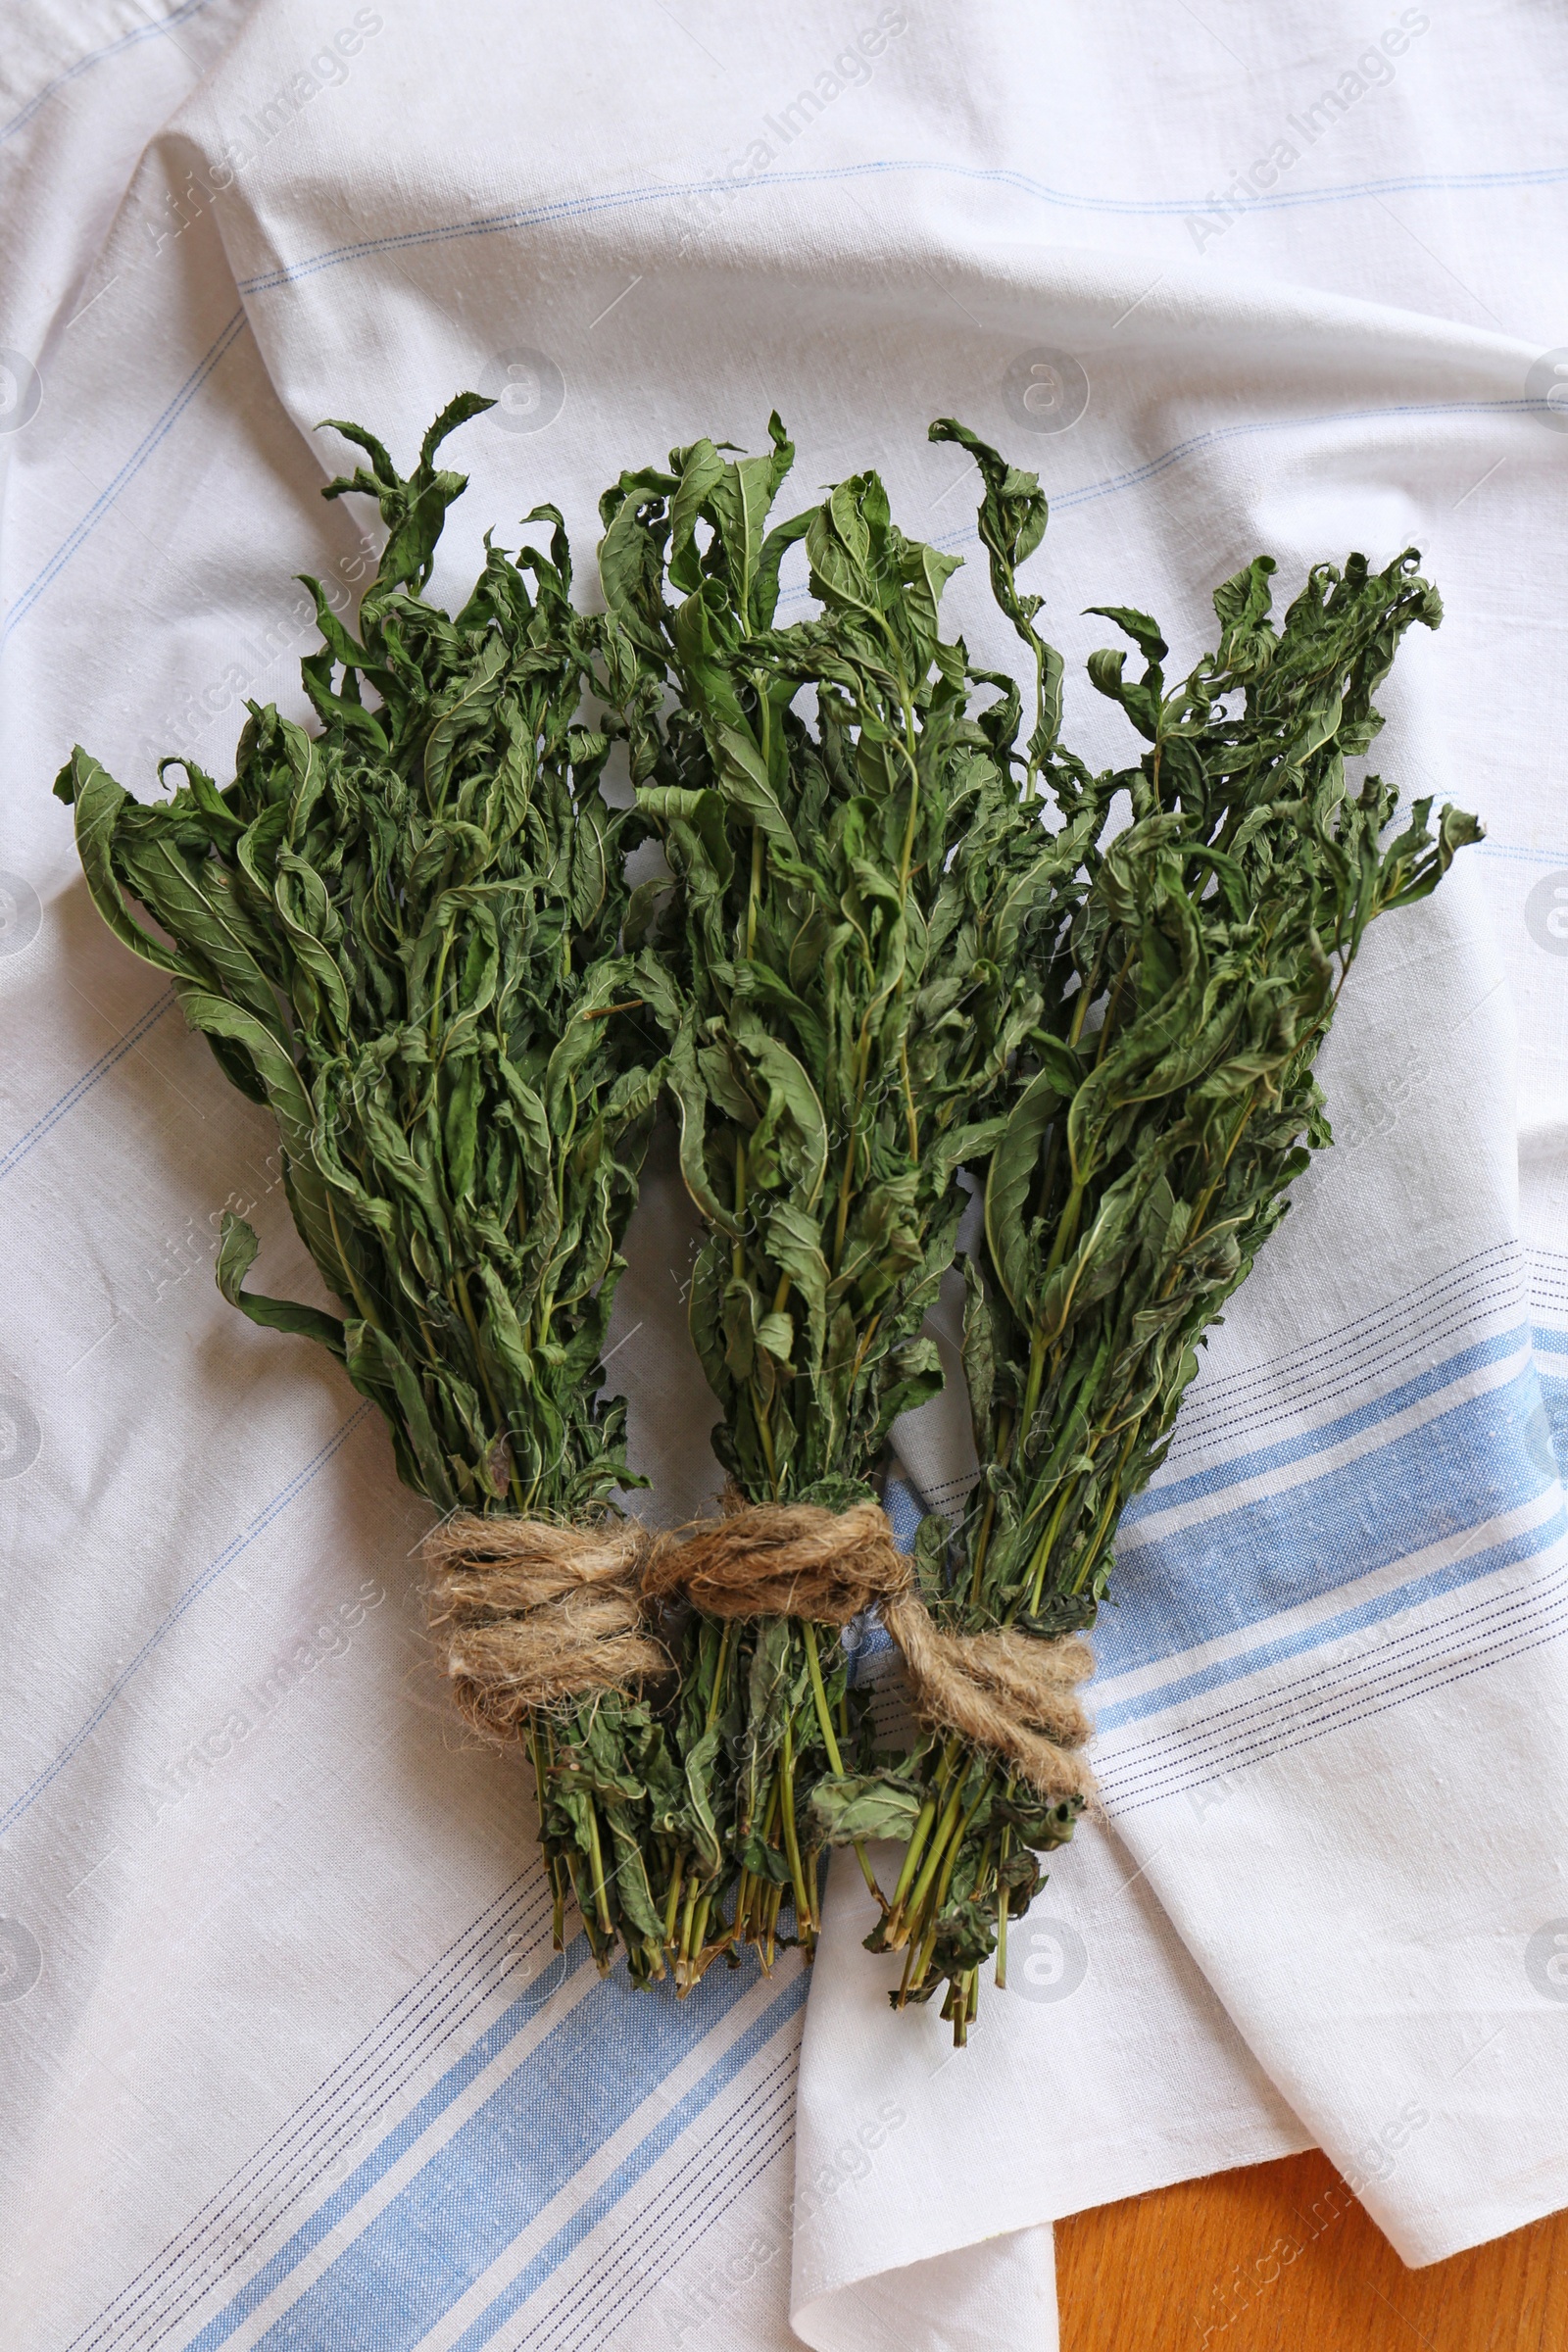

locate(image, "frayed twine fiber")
(423, 1513), (669, 1739)
(640, 1492), (903, 1623)
(647, 1494), (1096, 1806)
(877, 1592), (1095, 1807)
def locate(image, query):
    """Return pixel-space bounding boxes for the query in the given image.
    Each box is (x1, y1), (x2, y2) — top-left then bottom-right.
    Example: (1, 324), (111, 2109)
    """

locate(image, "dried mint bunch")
(56, 397), (681, 1983)
(596, 417), (1101, 1985)
(838, 444), (1480, 2039)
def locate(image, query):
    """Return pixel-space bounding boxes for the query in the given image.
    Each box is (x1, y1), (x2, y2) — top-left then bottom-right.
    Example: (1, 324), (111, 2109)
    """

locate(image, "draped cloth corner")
(646, 1491), (1097, 1806)
(423, 1512), (668, 1739)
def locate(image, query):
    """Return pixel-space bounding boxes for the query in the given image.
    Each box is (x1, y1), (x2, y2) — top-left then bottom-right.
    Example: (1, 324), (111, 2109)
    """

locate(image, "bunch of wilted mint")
(56, 396), (1477, 2038)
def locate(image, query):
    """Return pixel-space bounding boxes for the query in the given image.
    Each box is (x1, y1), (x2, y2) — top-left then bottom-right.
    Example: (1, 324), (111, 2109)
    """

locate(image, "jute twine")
(423, 1513), (669, 1740)
(646, 1492), (1096, 1805)
(640, 1495), (903, 1624)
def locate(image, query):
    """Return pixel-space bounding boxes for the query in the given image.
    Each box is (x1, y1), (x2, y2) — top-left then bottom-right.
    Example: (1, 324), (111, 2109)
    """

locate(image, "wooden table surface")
(1055, 2151), (1568, 2350)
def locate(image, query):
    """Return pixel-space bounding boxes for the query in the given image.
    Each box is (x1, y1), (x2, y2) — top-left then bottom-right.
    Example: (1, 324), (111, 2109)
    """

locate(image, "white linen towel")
(2, 6), (1566, 2348)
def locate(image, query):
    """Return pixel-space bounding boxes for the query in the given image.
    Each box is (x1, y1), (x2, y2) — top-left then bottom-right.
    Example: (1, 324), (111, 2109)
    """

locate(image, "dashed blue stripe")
(0, 0), (220, 151)
(1097, 1359), (1550, 1675)
(0, 310), (248, 645)
(1099, 1505), (1568, 1731)
(235, 153), (1568, 295)
(0, 989), (174, 1182)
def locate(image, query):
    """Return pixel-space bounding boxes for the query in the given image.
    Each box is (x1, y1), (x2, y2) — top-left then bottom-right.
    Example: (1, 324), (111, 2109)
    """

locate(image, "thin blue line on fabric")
(261, 1969), (791, 2352)
(445, 1978), (809, 2352)
(1165, 1248), (1517, 1459)
(513, 2057), (797, 2352)
(1120, 1323), (1526, 1525)
(0, 1401), (370, 1839)
(0, 308), (249, 647)
(1100, 1538), (1568, 1804)
(70, 1879), (551, 2352)
(183, 1937), (607, 2352)
(1099, 1502), (1568, 1732)
(1033, 399), (1547, 521)
(6, 370), (1535, 667)
(1097, 1358), (1547, 1675)
(234, 153), (1568, 296)
(764, 397), (1546, 617)
(193, 1952), (790, 2351)
(0, 988), (175, 1182)
(1102, 1554), (1568, 1813)
(0, 0), (220, 150)
(1479, 843), (1568, 872)
(1105, 1607), (1568, 1814)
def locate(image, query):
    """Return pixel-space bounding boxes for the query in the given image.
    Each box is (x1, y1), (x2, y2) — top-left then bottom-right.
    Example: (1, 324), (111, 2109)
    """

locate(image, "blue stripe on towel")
(195, 1953), (787, 2350)
(1096, 1360), (1550, 1676)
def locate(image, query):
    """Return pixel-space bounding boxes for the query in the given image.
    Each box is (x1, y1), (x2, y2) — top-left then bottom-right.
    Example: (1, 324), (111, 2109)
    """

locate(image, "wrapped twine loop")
(647, 1494), (1096, 1805)
(877, 1591), (1096, 1806)
(423, 1512), (668, 1740)
(641, 1492), (903, 1624)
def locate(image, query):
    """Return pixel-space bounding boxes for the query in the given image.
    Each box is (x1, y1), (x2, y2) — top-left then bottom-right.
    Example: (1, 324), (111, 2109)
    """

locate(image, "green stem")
(662, 1861), (685, 1947)
(903, 1772), (993, 1995)
(583, 1796), (614, 1941)
(528, 1718), (567, 1948)
(1021, 1471), (1087, 1618)
(676, 1872), (703, 1983)
(746, 822), (763, 959)
(778, 1715), (813, 1938)
(966, 1408), (1015, 1607)
(1066, 1426), (1138, 1596)
(706, 1620), (732, 1733)
(804, 1623), (884, 1907)
(803, 1622), (843, 1774)
(326, 1193), (382, 1332)
(662, 1616), (735, 1966)
(895, 1771), (965, 1948)
(889, 1794), (937, 1918)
